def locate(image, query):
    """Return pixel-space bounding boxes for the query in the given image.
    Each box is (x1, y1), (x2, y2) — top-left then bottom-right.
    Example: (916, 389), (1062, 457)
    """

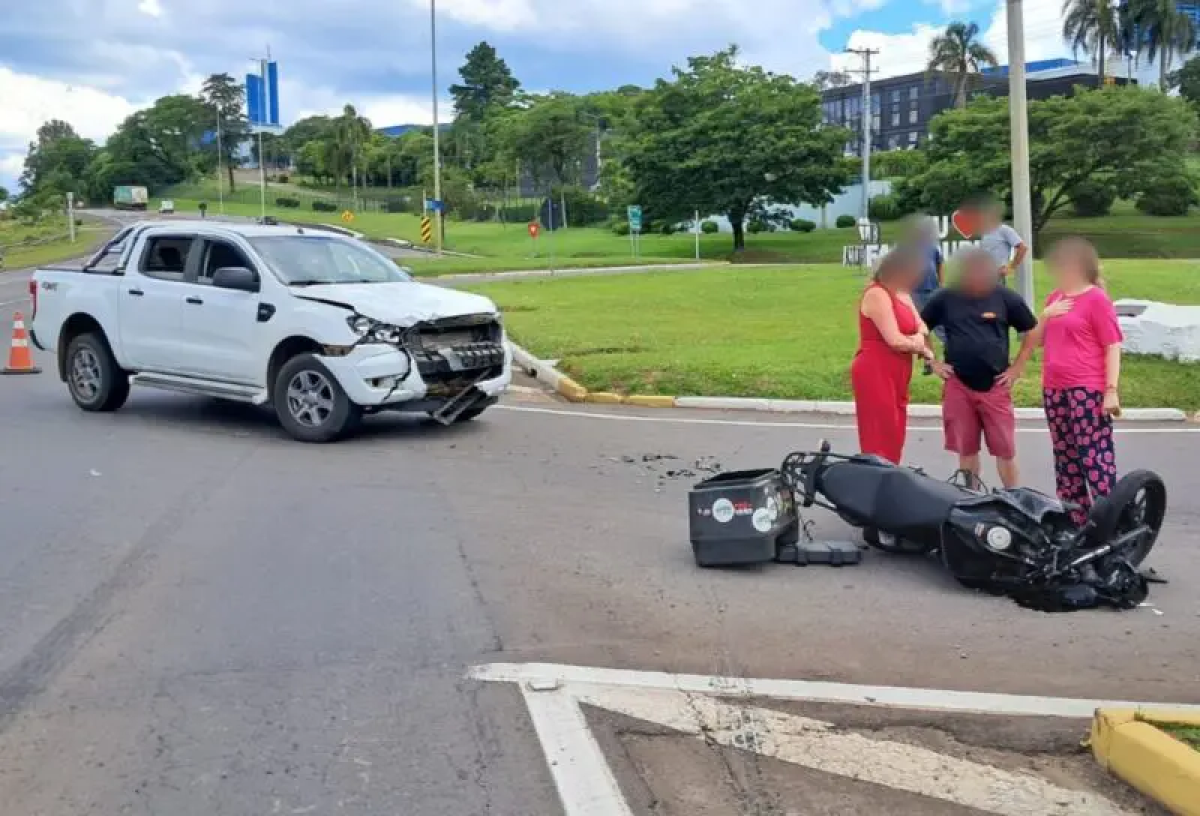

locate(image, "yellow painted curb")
(585, 392), (624, 405)
(1090, 708), (1200, 815)
(555, 377), (588, 402)
(625, 395), (677, 408)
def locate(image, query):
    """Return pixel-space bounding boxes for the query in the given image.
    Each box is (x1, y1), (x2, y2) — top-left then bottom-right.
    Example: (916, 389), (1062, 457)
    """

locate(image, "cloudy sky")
(0, 0), (1145, 192)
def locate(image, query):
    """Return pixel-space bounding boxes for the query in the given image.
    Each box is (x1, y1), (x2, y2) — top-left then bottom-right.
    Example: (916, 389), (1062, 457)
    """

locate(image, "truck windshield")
(249, 236), (413, 286)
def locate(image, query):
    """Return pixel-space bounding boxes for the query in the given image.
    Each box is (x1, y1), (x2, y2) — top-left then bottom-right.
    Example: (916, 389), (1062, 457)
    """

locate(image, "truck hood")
(291, 282), (498, 325)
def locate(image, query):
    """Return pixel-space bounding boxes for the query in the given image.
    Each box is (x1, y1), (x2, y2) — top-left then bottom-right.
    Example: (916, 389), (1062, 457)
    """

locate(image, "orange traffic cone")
(2, 312), (41, 375)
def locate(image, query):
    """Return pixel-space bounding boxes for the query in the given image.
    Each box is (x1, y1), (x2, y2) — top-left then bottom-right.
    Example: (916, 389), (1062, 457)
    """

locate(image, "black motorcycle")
(779, 442), (1167, 611)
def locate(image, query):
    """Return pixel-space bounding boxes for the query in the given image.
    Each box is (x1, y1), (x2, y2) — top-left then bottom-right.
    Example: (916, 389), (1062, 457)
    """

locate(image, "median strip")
(1089, 709), (1200, 816)
(506, 341), (1189, 421)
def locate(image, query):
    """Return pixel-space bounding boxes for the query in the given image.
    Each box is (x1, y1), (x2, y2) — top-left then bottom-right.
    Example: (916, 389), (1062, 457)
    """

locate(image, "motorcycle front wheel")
(1087, 470), (1167, 567)
(862, 527), (932, 555)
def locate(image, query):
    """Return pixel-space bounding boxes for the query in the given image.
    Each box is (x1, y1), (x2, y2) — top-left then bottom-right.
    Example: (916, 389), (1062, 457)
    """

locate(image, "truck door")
(175, 238), (262, 384)
(117, 234), (197, 372)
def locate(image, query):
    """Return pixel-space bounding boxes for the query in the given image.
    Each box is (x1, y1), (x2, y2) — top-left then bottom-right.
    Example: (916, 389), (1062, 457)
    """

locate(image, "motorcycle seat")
(820, 460), (966, 532)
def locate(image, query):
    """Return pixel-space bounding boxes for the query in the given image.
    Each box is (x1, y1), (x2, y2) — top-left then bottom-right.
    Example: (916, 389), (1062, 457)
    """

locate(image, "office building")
(821, 59), (1136, 155)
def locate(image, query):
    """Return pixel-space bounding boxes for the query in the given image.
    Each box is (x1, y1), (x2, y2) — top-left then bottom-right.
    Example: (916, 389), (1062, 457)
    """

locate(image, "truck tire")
(273, 354), (361, 443)
(65, 332), (130, 412)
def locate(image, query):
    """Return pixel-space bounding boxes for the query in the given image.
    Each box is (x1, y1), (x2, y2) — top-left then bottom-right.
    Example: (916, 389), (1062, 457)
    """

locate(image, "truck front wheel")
(273, 354), (361, 443)
(65, 332), (130, 412)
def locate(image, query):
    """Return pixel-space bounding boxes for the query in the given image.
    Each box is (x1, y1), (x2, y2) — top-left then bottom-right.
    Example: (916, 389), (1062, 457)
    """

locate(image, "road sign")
(426, 199), (444, 214)
(341, 210), (355, 224)
(626, 205), (642, 232)
(528, 222), (540, 239)
(420, 216), (433, 244)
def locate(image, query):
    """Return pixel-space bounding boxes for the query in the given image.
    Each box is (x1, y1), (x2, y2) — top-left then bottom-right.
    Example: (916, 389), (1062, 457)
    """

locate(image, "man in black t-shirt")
(921, 248), (1038, 489)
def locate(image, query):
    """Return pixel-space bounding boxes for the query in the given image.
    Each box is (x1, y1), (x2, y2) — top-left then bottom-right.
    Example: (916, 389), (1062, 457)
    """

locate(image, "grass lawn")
(1159, 723), (1200, 750)
(467, 260), (1200, 410)
(1, 218), (115, 271)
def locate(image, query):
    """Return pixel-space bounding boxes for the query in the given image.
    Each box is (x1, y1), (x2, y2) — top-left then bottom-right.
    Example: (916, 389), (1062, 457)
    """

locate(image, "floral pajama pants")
(1043, 387), (1117, 525)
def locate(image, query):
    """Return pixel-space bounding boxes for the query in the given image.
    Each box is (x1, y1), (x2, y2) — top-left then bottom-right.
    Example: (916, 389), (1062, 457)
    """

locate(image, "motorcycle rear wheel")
(862, 527), (932, 555)
(1088, 470), (1167, 567)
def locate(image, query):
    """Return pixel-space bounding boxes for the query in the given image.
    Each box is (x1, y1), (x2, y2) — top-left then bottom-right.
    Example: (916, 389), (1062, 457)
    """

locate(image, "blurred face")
(885, 256), (924, 293)
(1047, 243), (1093, 289)
(959, 255), (997, 295)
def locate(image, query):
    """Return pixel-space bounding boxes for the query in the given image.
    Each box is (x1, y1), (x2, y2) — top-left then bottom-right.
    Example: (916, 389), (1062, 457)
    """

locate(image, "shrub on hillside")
(836, 214), (856, 228)
(1136, 175), (1198, 216)
(790, 218), (816, 232)
(701, 220), (719, 234)
(275, 196), (300, 209)
(613, 221), (631, 236)
(311, 200), (338, 212)
(868, 194), (903, 222)
(747, 220), (767, 234)
(660, 222), (675, 235)
(1069, 182), (1116, 217)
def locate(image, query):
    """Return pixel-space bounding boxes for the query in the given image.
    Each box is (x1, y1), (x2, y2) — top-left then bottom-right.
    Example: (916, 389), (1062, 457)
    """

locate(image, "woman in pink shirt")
(1038, 238), (1123, 525)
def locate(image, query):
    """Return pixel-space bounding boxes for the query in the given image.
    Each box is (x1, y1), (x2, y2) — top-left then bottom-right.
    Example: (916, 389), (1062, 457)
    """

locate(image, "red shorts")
(943, 377), (1016, 459)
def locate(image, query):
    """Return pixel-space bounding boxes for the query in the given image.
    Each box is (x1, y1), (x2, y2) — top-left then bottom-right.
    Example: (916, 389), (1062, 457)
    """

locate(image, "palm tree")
(1129, 0), (1199, 89)
(335, 105), (372, 202)
(927, 22), (1001, 108)
(1062, 0), (1122, 80)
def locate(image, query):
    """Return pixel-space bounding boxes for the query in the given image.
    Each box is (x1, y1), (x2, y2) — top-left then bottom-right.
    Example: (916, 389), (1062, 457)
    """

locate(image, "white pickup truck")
(29, 221), (511, 442)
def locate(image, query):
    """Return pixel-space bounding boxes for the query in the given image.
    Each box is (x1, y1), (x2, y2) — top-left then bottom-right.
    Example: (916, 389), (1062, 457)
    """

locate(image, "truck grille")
(410, 314), (504, 383)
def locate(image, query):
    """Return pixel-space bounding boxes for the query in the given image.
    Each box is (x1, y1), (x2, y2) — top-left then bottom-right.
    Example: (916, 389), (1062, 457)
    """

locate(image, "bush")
(868, 194), (903, 222)
(701, 220), (719, 234)
(613, 221), (630, 236)
(660, 222), (675, 235)
(553, 186), (609, 226)
(747, 220), (766, 234)
(1070, 182), (1116, 217)
(276, 174), (289, 184)
(275, 196), (300, 209)
(790, 218), (816, 233)
(1136, 175), (1198, 216)
(311, 200), (338, 212)
(836, 214), (856, 228)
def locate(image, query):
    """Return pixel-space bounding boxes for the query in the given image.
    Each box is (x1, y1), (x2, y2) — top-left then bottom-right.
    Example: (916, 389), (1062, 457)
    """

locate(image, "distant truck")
(112, 185), (148, 210)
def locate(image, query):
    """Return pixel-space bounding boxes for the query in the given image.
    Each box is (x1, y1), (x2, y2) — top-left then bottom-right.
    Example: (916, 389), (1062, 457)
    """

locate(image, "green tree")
(335, 104), (373, 196)
(1062, 0), (1121, 79)
(450, 41), (521, 122)
(927, 21), (1000, 108)
(0, 185), (8, 203)
(1168, 53), (1200, 103)
(494, 93), (593, 189)
(811, 70), (854, 91)
(1128, 0), (1198, 90)
(200, 73), (249, 191)
(621, 47), (852, 251)
(19, 120), (96, 197)
(903, 87), (1197, 244)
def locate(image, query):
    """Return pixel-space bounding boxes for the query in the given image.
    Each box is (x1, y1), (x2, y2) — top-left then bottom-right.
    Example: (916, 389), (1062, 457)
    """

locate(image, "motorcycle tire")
(862, 527), (931, 555)
(1087, 470), (1167, 567)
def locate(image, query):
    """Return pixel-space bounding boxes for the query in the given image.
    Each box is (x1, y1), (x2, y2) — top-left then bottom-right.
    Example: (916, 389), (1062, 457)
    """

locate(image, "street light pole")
(1007, 0), (1035, 307)
(430, 0), (444, 256)
(846, 47), (879, 222)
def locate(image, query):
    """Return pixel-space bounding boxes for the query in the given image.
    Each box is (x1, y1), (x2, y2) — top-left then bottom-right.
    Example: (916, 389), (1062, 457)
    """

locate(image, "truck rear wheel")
(65, 332), (129, 412)
(273, 354), (361, 443)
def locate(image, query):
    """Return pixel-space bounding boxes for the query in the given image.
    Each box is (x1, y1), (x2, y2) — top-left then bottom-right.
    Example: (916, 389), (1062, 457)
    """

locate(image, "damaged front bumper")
(317, 339), (511, 409)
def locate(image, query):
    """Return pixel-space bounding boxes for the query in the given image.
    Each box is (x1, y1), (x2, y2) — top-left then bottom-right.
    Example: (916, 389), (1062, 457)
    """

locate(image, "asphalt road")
(1, 272), (1197, 813)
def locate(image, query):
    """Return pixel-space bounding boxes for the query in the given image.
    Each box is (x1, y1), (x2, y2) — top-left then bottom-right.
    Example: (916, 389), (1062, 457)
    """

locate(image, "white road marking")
(495, 403), (1200, 434)
(577, 685), (1131, 816)
(521, 684), (635, 816)
(473, 663), (1179, 816)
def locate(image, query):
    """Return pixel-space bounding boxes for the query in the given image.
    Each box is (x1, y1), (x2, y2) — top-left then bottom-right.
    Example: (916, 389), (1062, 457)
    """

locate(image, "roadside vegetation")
(0, 214), (113, 270)
(467, 261), (1200, 411)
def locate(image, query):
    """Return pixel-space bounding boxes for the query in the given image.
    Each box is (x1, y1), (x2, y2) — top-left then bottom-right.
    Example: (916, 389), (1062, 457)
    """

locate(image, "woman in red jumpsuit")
(851, 246), (931, 464)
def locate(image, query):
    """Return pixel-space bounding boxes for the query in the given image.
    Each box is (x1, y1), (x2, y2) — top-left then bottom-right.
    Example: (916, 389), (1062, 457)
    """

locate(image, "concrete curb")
(505, 342), (1188, 421)
(1090, 709), (1200, 815)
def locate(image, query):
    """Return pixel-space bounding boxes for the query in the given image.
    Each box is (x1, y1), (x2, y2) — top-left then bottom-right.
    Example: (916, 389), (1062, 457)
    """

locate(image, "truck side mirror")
(212, 266), (259, 293)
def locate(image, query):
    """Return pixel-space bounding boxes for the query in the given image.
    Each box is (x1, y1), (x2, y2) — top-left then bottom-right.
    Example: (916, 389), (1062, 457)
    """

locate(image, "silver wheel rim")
(70, 347), (102, 401)
(286, 369), (336, 428)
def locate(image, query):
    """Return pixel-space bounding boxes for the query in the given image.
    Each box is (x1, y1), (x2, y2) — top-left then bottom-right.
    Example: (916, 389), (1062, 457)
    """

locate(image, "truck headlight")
(347, 314), (404, 345)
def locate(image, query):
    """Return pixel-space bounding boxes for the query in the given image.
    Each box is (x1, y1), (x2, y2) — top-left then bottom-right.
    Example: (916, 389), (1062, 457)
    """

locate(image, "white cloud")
(138, 0), (163, 18)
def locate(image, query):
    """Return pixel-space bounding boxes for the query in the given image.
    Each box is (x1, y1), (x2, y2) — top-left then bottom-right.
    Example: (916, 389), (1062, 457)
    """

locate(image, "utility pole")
(845, 47), (879, 222)
(430, 0), (444, 256)
(1006, 1), (1035, 306)
(215, 106), (225, 215)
